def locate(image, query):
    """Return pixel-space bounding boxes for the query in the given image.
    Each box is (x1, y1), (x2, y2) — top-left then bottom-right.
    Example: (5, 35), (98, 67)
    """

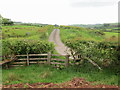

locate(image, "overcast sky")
(0, 0), (119, 25)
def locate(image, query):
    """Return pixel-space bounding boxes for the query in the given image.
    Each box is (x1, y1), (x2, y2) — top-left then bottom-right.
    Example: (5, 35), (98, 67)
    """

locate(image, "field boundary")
(1, 53), (102, 70)
(1, 52), (70, 68)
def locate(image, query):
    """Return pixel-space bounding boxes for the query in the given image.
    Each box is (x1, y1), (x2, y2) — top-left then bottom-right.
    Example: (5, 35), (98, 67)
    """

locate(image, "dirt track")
(49, 29), (70, 55)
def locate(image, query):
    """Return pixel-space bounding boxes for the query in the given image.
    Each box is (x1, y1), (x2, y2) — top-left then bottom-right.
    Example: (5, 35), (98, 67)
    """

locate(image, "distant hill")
(70, 23), (119, 29)
(14, 22), (49, 27)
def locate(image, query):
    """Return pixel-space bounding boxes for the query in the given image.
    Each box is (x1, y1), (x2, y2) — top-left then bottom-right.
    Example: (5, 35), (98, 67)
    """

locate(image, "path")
(49, 29), (70, 55)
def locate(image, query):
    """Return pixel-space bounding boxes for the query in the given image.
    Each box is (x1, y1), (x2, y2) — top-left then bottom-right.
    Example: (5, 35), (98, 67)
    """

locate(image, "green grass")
(60, 29), (103, 42)
(2, 64), (118, 85)
(60, 28), (118, 42)
(104, 32), (118, 37)
(104, 32), (118, 42)
(2, 25), (54, 41)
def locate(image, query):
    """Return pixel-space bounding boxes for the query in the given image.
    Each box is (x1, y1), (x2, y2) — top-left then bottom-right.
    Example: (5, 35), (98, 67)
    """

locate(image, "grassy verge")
(2, 64), (118, 85)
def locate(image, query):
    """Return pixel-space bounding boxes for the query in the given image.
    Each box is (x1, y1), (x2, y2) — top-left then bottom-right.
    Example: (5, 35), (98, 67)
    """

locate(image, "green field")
(2, 25), (54, 41)
(59, 26), (118, 42)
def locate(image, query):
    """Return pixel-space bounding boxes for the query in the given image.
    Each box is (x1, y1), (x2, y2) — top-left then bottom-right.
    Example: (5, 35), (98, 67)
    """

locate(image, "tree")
(2, 17), (14, 25)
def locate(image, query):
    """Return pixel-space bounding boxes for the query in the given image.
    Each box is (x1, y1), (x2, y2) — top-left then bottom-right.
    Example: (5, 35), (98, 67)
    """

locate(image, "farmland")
(1, 23), (119, 88)
(2, 25), (54, 41)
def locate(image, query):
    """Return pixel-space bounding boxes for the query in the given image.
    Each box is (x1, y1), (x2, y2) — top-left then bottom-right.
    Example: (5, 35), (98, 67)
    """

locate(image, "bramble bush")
(2, 40), (55, 56)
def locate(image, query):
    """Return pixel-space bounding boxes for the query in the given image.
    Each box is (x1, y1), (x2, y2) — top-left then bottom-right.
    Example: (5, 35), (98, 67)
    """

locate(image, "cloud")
(71, 1), (117, 7)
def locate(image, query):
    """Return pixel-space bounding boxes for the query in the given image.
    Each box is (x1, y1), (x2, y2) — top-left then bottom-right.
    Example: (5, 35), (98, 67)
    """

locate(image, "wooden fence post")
(47, 52), (51, 65)
(65, 55), (69, 67)
(27, 53), (29, 66)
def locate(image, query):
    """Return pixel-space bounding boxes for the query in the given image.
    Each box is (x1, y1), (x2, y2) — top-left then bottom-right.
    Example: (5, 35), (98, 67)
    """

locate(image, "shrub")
(65, 40), (119, 67)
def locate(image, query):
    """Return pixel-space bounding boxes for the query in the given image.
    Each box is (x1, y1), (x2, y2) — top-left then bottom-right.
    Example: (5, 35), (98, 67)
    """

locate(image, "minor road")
(49, 29), (70, 55)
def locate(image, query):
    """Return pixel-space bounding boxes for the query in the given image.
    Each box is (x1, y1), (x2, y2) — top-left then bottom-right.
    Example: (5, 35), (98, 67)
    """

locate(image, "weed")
(40, 70), (52, 79)
(7, 73), (20, 81)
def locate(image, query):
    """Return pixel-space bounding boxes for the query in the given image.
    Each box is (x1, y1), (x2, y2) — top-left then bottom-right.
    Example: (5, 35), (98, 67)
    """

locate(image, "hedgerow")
(2, 40), (55, 56)
(65, 40), (119, 67)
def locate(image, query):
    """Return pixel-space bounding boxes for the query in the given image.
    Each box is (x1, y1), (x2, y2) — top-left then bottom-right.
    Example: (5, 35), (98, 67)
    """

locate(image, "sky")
(0, 0), (119, 25)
